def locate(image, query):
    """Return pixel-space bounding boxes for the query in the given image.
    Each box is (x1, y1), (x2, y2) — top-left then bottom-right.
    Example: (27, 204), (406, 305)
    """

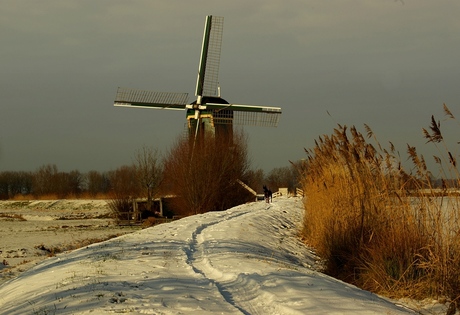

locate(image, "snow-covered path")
(0, 198), (414, 314)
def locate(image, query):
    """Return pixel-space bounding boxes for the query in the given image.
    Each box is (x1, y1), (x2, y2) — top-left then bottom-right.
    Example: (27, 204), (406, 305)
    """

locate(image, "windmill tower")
(114, 15), (281, 141)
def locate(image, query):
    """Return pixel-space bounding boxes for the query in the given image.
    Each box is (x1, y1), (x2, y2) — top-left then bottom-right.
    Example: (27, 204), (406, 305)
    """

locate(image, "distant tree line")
(0, 163), (300, 201)
(0, 131), (302, 216)
(0, 165), (110, 199)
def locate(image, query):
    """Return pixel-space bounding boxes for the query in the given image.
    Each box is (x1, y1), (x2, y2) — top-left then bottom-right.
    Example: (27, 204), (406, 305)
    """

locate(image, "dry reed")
(300, 105), (460, 306)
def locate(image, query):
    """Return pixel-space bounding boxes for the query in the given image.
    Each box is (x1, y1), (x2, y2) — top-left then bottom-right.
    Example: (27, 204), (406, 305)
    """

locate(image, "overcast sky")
(1, 1), (460, 175)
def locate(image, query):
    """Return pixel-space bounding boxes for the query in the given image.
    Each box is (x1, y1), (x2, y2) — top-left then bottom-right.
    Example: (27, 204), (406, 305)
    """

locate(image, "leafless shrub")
(133, 145), (163, 212)
(34, 235), (124, 257)
(163, 129), (253, 215)
(107, 165), (140, 224)
(141, 217), (156, 228)
(0, 213), (26, 221)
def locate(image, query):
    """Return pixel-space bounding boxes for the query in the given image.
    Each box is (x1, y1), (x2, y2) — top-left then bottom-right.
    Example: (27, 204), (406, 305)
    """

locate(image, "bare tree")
(86, 170), (110, 197)
(107, 165), (140, 223)
(34, 166), (83, 198)
(244, 168), (266, 194)
(33, 164), (59, 197)
(0, 171), (33, 199)
(59, 170), (83, 197)
(163, 130), (252, 215)
(133, 145), (163, 211)
(0, 173), (8, 199)
(266, 166), (297, 193)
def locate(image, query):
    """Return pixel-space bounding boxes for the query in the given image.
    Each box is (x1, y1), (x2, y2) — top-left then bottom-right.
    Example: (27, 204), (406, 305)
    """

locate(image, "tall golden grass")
(300, 104), (460, 306)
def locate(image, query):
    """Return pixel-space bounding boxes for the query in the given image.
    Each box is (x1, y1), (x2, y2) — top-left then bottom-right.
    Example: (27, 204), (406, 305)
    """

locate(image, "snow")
(0, 197), (415, 314)
(0, 200), (139, 282)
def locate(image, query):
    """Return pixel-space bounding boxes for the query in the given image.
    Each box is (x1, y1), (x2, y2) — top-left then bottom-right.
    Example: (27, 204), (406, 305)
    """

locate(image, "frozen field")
(0, 198), (449, 314)
(0, 200), (140, 285)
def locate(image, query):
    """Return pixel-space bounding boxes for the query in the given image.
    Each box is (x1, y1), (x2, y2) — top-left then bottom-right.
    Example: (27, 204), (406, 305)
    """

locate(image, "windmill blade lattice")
(196, 16), (224, 98)
(205, 103), (281, 127)
(213, 109), (281, 127)
(114, 87), (188, 110)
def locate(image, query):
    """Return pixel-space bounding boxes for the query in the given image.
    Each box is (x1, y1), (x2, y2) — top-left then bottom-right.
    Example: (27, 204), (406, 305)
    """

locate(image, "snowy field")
(0, 198), (446, 314)
(0, 200), (140, 285)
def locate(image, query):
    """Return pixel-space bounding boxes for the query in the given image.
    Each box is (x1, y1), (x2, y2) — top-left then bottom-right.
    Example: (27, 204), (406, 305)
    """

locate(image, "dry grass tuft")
(0, 213), (26, 221)
(300, 105), (460, 304)
(34, 235), (124, 257)
(142, 217), (156, 228)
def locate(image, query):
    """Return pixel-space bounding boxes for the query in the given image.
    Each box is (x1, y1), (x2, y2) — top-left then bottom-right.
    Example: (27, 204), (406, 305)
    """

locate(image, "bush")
(107, 165), (140, 224)
(163, 129), (253, 215)
(142, 217), (156, 228)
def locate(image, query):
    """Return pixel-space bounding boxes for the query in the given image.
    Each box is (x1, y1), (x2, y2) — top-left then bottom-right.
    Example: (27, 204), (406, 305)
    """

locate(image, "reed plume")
(300, 105), (460, 306)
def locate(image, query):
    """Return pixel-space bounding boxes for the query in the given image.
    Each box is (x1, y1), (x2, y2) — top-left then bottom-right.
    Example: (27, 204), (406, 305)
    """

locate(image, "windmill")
(114, 15), (281, 141)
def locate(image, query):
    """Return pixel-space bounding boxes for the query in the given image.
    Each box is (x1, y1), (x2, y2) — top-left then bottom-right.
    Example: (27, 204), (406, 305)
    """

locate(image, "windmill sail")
(195, 15), (224, 99)
(114, 87), (188, 110)
(202, 103), (281, 127)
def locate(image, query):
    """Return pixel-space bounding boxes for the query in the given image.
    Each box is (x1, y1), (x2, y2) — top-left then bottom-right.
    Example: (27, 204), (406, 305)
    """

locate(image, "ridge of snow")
(0, 197), (414, 314)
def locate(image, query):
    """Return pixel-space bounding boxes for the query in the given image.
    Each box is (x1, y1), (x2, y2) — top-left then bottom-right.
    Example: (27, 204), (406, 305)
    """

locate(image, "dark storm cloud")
(1, 1), (459, 173)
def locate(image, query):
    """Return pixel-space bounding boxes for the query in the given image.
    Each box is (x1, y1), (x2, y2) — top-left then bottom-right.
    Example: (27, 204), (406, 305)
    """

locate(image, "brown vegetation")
(0, 166), (110, 200)
(265, 165), (299, 194)
(106, 165), (139, 223)
(34, 235), (124, 257)
(300, 104), (460, 307)
(163, 130), (254, 215)
(133, 145), (163, 212)
(0, 213), (26, 221)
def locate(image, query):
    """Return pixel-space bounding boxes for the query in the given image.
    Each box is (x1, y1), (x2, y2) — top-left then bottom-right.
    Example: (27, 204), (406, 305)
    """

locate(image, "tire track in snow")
(183, 207), (257, 315)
